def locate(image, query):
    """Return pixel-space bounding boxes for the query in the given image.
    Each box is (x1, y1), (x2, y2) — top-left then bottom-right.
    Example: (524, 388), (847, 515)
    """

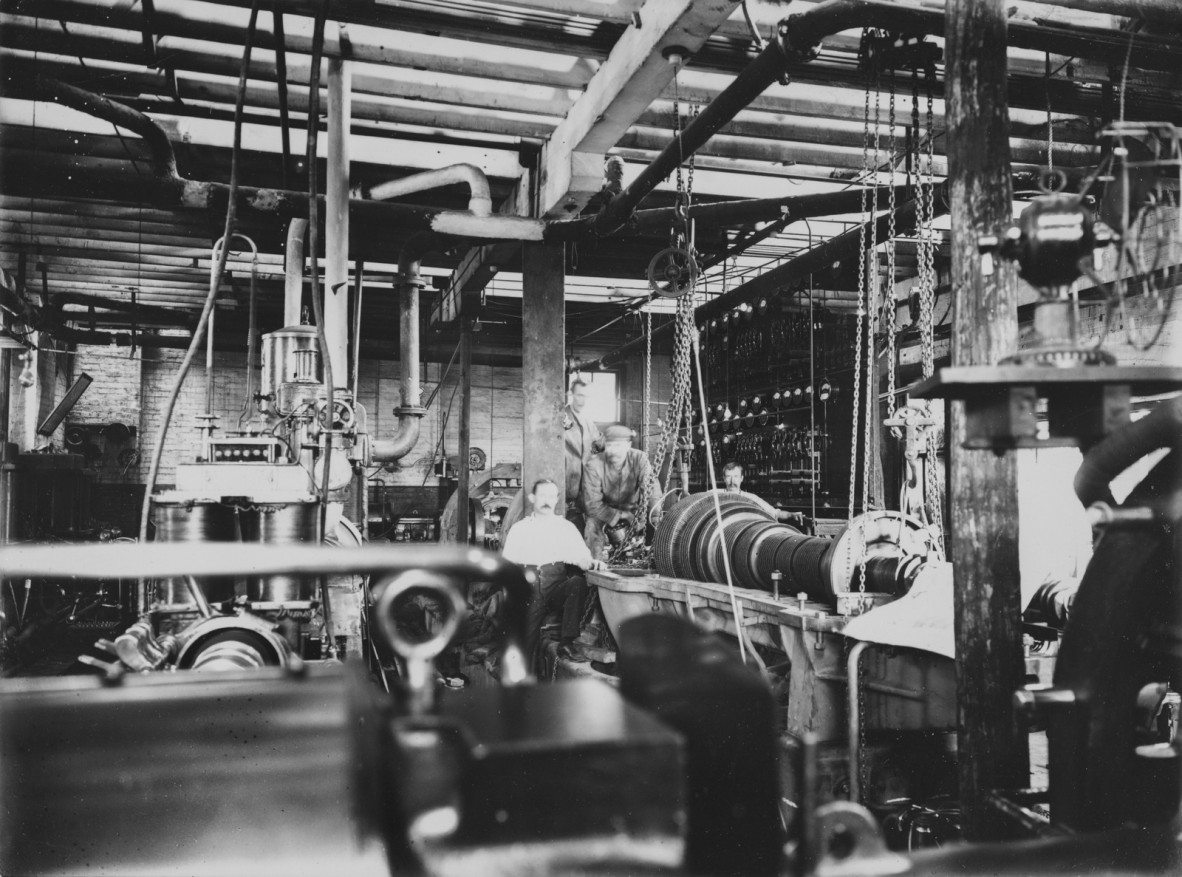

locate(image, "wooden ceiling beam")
(538, 0), (739, 218)
(2, 0), (599, 89)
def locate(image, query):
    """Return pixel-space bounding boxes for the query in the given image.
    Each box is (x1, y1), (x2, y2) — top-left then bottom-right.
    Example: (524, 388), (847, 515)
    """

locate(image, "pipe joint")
(398, 276), (428, 292)
(393, 406), (427, 419)
(778, 15), (822, 65)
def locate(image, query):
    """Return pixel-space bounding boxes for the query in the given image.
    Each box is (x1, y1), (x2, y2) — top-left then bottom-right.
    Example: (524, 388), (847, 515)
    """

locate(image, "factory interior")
(0, 0), (1180, 873)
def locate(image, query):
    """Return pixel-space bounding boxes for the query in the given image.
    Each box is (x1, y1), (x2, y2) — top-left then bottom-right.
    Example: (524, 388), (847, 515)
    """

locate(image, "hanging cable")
(137, 1), (260, 566)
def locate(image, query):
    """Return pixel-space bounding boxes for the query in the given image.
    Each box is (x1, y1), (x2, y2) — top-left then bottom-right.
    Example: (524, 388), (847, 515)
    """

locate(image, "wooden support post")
(946, 0), (1028, 840)
(456, 312), (472, 545)
(521, 243), (566, 504)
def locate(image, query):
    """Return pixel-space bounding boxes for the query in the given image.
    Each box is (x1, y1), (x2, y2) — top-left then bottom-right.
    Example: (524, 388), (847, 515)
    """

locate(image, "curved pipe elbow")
(354, 164), (493, 217)
(372, 415), (423, 464)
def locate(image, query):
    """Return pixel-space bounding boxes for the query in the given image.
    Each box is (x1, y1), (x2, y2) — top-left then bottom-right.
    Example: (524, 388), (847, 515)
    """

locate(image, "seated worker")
(582, 424), (661, 557)
(501, 478), (604, 667)
(723, 460), (806, 527)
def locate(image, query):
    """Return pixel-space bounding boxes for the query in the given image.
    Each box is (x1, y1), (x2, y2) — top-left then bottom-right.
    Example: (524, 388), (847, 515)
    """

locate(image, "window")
(571, 371), (618, 424)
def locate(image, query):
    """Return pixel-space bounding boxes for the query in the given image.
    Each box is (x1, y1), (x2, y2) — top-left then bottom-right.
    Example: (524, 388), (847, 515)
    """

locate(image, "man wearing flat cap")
(581, 424), (661, 557)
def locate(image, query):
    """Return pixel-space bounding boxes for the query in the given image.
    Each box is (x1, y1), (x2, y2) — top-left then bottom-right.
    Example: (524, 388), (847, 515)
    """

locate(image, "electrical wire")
(137, 1), (260, 562)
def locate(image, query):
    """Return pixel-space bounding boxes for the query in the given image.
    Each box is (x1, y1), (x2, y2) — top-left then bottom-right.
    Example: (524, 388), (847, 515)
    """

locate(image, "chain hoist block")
(647, 247), (699, 298)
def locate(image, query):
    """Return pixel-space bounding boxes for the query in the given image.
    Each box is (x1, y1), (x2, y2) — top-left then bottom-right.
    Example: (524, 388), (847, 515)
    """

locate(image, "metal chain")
(858, 643), (869, 804)
(1046, 52), (1054, 173)
(920, 60), (944, 558)
(644, 310), (652, 450)
(849, 33), (874, 526)
(856, 42), (883, 596)
(884, 68), (897, 421)
(609, 93), (696, 563)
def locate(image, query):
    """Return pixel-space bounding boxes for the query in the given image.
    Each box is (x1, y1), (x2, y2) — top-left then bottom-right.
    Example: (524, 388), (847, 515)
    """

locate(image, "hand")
(589, 559), (606, 571)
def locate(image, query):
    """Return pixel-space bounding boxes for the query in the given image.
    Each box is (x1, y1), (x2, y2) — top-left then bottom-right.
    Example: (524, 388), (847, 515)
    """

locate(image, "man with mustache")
(502, 478), (604, 668)
(582, 424), (661, 557)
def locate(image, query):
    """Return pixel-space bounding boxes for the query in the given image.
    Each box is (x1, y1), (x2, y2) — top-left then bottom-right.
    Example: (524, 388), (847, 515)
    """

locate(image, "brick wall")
(70, 345), (143, 426)
(48, 345), (527, 492)
(136, 348), (253, 486)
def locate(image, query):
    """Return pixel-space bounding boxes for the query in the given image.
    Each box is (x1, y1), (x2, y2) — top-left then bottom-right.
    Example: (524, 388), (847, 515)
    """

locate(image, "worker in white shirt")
(502, 478), (605, 668)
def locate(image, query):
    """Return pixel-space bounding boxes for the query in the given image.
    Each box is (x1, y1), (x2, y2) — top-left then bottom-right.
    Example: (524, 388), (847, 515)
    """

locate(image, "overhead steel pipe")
(354, 164), (493, 218)
(592, 36), (795, 236)
(548, 185), (909, 241)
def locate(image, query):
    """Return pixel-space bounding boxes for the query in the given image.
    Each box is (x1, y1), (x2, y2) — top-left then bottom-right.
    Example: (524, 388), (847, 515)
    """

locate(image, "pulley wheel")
(647, 247), (699, 298)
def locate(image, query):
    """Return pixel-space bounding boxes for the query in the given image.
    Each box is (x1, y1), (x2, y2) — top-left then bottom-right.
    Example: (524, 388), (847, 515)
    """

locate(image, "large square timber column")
(946, 0), (1028, 840)
(521, 243), (567, 501)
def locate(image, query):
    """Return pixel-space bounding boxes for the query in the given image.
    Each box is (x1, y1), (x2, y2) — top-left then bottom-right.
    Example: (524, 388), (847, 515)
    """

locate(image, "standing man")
(502, 478), (604, 667)
(582, 424), (661, 557)
(563, 378), (603, 531)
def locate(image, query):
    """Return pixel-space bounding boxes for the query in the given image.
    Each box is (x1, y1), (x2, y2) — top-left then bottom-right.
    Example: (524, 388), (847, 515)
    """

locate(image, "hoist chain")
(919, 61), (944, 557)
(884, 68), (898, 422)
(1046, 52), (1054, 173)
(851, 31), (882, 599)
(643, 310), (652, 451)
(849, 31), (874, 527)
(608, 91), (697, 564)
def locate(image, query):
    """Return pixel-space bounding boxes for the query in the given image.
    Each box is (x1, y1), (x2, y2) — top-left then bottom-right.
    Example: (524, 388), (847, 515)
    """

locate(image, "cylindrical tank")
(239, 497), (321, 602)
(261, 326), (324, 416)
(149, 494), (237, 604)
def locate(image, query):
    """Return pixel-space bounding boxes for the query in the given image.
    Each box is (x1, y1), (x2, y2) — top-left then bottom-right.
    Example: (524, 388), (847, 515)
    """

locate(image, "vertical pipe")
(456, 315), (472, 545)
(0, 340), (13, 546)
(205, 306), (215, 415)
(0, 345), (10, 447)
(283, 219), (307, 326)
(351, 261), (364, 401)
(946, 0), (1027, 840)
(325, 55), (351, 382)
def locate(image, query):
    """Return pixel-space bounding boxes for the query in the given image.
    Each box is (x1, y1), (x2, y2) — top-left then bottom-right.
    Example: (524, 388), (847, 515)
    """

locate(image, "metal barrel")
(239, 498), (321, 602)
(149, 496), (237, 604)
